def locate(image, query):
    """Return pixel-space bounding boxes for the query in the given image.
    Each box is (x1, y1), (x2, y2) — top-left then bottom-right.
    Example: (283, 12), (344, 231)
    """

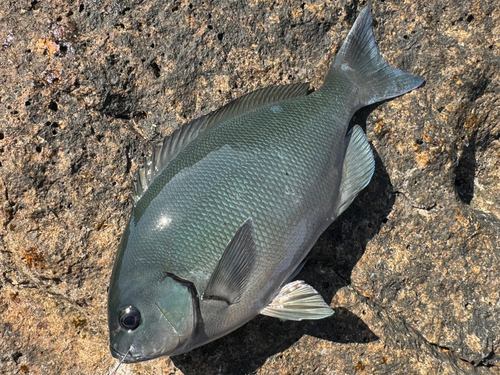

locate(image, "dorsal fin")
(131, 82), (310, 203)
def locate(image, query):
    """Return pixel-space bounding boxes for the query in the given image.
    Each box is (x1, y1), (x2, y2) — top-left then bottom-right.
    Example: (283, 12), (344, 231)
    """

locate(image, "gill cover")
(155, 274), (197, 346)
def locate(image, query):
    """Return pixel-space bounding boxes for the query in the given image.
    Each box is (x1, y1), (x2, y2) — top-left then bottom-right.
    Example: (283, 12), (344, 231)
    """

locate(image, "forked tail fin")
(325, 5), (424, 106)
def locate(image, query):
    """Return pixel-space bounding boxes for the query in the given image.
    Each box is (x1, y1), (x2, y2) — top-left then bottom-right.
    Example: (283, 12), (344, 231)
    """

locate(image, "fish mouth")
(110, 346), (152, 363)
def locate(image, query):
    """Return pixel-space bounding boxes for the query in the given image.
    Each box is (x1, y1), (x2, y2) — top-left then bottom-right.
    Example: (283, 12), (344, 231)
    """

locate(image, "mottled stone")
(0, 0), (498, 374)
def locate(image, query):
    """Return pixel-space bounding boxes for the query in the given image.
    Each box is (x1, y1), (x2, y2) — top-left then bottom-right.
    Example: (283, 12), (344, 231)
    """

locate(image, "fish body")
(108, 6), (423, 362)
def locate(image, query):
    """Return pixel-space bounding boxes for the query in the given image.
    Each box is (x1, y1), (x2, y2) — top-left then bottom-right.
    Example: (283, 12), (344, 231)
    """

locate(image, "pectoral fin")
(261, 280), (334, 321)
(283, 260), (307, 285)
(203, 219), (257, 305)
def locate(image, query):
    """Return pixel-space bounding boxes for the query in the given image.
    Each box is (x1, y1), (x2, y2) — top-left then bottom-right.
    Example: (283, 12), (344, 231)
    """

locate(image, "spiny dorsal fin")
(337, 125), (375, 216)
(132, 115), (209, 204)
(131, 83), (310, 203)
(202, 218), (257, 305)
(261, 280), (334, 321)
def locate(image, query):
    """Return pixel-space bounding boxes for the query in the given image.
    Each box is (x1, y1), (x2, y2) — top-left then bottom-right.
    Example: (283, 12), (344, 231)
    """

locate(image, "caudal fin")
(326, 5), (424, 106)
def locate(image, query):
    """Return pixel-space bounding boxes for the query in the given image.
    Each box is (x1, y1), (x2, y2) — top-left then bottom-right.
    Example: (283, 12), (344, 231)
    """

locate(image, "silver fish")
(108, 5), (423, 363)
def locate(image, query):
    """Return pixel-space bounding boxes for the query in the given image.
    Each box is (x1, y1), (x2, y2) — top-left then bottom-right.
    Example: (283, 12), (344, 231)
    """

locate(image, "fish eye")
(119, 306), (141, 330)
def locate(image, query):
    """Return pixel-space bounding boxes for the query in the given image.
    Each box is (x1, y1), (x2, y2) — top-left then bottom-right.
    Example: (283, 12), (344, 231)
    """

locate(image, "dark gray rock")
(0, 0), (498, 374)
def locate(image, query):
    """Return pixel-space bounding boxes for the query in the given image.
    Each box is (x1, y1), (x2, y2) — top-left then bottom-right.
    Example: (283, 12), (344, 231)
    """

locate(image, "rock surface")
(0, 0), (499, 374)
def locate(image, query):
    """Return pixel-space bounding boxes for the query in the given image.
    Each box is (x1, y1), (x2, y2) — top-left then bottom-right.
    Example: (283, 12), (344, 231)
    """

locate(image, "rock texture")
(0, 0), (499, 374)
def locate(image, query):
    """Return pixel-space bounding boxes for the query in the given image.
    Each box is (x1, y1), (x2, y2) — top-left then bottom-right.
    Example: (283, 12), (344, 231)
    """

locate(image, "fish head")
(108, 270), (196, 362)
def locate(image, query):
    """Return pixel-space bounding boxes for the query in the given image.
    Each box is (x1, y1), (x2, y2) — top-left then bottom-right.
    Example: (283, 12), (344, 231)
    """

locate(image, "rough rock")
(0, 0), (498, 374)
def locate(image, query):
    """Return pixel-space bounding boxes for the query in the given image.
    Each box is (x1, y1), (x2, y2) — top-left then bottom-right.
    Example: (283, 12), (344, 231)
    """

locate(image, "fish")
(108, 5), (423, 363)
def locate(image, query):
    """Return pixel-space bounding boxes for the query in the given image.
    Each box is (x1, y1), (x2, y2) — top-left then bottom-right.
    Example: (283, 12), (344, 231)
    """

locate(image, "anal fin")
(337, 125), (375, 216)
(261, 280), (334, 321)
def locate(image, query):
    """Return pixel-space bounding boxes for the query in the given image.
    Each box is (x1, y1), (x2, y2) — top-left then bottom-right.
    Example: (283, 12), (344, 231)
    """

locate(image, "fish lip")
(110, 346), (152, 363)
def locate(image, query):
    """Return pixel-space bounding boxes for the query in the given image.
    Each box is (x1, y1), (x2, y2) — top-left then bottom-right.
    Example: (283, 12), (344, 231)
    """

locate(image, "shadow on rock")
(173, 308), (378, 375)
(173, 106), (394, 375)
(454, 129), (477, 204)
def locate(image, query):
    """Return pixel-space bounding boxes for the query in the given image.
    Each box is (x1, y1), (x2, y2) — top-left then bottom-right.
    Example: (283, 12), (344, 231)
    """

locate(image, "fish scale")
(108, 6), (424, 363)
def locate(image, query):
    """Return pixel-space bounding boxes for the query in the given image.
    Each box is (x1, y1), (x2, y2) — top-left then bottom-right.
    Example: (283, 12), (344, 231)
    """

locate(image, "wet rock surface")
(0, 0), (498, 374)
